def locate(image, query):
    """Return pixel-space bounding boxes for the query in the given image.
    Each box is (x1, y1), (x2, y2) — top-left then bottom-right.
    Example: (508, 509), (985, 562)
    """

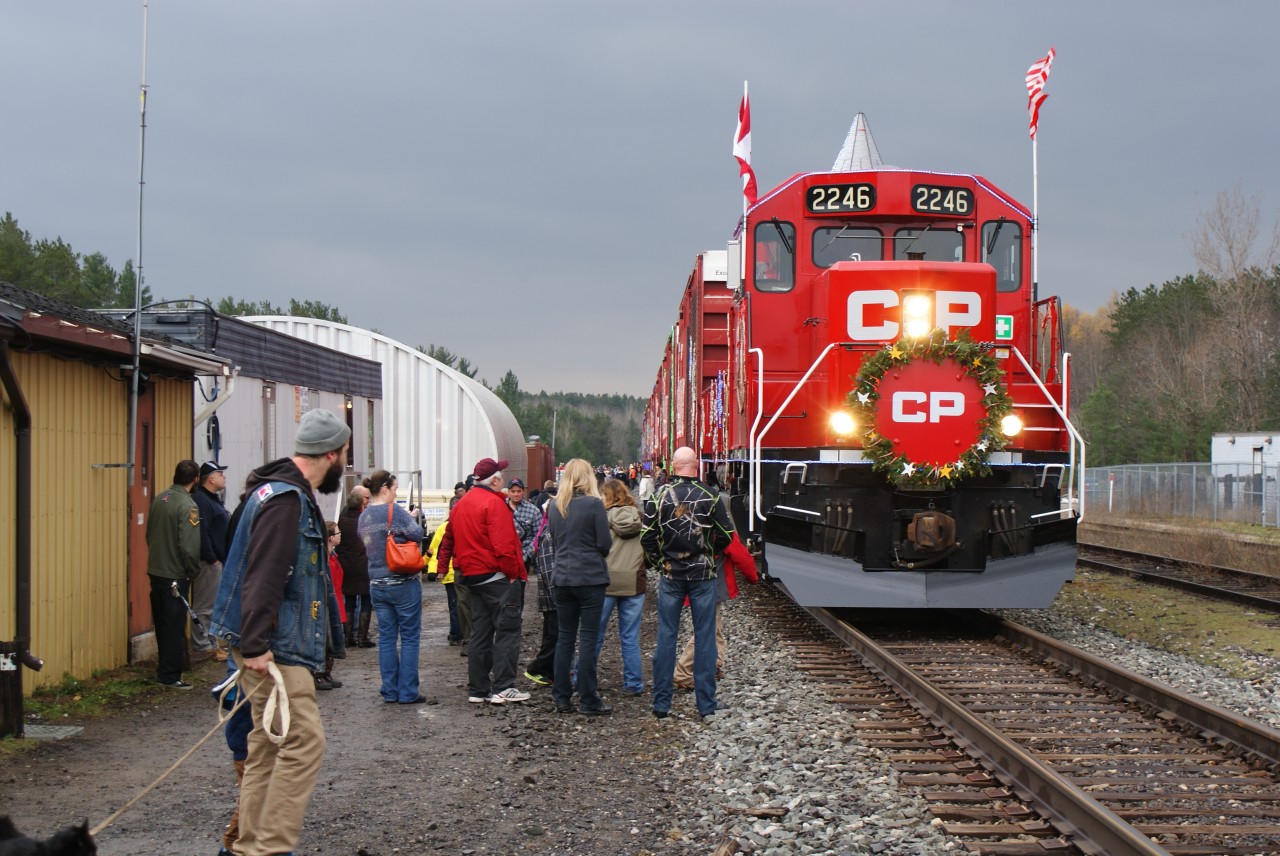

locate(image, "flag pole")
(1031, 134), (1038, 304)
(740, 80), (749, 280)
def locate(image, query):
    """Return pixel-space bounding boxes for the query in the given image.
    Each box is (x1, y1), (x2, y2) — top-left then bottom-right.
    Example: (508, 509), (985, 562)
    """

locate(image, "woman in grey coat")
(547, 458), (612, 715)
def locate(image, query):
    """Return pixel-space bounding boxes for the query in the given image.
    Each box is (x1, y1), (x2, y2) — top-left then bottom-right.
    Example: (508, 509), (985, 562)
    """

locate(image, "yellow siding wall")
(154, 377), (195, 481)
(0, 352), (192, 692)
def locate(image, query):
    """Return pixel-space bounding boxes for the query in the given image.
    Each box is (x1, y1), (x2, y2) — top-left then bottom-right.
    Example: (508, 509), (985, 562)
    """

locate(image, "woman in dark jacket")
(337, 486), (373, 647)
(547, 458), (612, 715)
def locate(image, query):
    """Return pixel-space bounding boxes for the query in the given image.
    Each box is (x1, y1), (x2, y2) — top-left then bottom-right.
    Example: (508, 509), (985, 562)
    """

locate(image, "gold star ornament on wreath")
(845, 329), (1014, 487)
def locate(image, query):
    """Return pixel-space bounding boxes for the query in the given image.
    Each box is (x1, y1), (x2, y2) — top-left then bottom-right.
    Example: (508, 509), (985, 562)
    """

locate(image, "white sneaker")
(467, 695), (487, 704)
(490, 687), (530, 703)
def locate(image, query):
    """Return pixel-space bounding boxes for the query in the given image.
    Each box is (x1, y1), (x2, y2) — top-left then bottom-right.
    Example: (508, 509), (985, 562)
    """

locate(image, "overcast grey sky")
(5, 2), (1278, 395)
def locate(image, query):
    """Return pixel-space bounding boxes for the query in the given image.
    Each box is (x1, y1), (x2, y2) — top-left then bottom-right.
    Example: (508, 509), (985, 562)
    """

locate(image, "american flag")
(1026, 48), (1055, 140)
(733, 88), (758, 207)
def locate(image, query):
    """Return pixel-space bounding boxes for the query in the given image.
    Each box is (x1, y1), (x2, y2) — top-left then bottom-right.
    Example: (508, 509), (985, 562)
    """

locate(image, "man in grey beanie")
(209, 408), (351, 856)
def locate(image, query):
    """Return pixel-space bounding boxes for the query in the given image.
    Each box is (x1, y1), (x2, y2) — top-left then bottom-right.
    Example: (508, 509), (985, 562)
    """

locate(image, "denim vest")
(210, 480), (339, 670)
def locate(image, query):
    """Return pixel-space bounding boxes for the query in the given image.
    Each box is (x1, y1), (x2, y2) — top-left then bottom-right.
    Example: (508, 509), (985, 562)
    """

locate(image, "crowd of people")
(143, 416), (754, 856)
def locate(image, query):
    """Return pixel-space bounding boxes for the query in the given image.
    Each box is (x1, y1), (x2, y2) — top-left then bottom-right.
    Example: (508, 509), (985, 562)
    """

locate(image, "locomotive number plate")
(806, 183), (876, 213)
(911, 184), (973, 215)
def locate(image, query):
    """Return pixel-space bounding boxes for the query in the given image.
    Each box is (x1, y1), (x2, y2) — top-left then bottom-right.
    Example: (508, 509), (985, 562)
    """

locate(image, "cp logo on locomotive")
(874, 357), (986, 467)
(847, 290), (982, 340)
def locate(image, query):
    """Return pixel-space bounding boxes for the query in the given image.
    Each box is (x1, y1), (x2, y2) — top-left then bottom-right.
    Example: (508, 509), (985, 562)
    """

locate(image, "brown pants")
(233, 656), (325, 856)
(674, 603), (724, 688)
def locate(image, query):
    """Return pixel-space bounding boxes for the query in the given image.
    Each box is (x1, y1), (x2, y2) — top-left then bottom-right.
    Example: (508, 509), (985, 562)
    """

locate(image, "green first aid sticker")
(995, 315), (1013, 340)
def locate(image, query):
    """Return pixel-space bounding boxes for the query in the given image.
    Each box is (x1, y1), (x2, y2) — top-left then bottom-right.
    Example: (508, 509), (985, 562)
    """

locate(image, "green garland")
(845, 328), (1013, 487)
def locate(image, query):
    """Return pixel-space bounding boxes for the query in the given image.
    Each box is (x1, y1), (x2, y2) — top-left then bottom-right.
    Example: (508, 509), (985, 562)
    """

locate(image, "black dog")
(0, 817), (95, 856)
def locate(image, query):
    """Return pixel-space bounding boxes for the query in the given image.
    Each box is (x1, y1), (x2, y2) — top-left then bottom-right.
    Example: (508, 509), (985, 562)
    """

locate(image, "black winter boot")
(357, 612), (375, 648)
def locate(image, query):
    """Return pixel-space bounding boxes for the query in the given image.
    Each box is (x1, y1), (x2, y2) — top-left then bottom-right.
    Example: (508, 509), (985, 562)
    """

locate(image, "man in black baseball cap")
(192, 461), (231, 661)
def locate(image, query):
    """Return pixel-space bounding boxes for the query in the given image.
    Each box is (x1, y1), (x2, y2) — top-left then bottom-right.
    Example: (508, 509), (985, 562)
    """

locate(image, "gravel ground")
(4, 567), (1280, 855)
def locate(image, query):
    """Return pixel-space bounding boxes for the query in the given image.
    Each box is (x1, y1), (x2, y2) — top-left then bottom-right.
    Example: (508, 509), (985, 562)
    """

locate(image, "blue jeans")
(652, 576), (718, 716)
(370, 578), (422, 702)
(443, 582), (461, 641)
(596, 594), (645, 693)
(553, 584), (606, 712)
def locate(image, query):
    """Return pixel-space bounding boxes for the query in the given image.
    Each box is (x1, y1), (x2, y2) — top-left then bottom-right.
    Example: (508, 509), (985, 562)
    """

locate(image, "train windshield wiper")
(899, 224), (932, 256)
(820, 225), (851, 253)
(985, 218), (1006, 257)
(770, 217), (793, 255)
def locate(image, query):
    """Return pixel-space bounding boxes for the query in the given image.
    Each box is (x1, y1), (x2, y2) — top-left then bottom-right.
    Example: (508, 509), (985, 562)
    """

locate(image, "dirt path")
(1, 588), (688, 855)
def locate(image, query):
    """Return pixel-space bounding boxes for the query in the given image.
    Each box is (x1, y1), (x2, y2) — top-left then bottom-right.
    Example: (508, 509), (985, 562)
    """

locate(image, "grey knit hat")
(294, 409), (352, 455)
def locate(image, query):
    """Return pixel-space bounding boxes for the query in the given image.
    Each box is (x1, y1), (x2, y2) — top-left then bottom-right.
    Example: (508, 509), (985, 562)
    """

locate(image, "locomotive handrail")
(754, 342), (846, 524)
(748, 346), (765, 532)
(1011, 346), (1087, 522)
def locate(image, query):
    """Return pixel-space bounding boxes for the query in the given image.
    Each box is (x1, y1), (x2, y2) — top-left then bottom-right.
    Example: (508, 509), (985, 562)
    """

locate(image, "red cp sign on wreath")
(873, 357), (987, 467)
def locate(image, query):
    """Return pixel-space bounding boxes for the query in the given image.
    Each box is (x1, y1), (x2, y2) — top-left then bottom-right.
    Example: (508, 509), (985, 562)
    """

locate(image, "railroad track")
(750, 587), (1280, 855)
(1077, 544), (1280, 612)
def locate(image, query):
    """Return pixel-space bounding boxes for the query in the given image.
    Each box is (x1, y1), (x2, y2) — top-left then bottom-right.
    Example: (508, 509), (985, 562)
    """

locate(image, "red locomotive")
(643, 115), (1082, 608)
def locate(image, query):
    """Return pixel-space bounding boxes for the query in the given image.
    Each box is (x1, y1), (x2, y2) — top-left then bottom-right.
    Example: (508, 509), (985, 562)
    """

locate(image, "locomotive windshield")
(812, 226), (883, 267)
(753, 220), (796, 292)
(981, 219), (1023, 292)
(894, 227), (963, 261)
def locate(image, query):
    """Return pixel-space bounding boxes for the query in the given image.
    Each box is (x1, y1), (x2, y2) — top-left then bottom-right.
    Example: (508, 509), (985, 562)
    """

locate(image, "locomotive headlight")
(903, 294), (932, 339)
(829, 410), (856, 436)
(1000, 413), (1024, 437)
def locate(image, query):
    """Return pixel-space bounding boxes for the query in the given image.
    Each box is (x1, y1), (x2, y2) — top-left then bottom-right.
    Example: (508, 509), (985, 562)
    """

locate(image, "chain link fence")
(1084, 463), (1280, 528)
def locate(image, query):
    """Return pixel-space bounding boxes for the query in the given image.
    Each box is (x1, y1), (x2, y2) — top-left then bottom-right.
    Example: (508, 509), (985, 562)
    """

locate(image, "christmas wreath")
(845, 328), (1013, 487)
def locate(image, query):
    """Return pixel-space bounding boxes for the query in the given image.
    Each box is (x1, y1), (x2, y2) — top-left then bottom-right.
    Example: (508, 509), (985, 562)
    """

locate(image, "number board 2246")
(806, 183), (876, 214)
(911, 184), (973, 215)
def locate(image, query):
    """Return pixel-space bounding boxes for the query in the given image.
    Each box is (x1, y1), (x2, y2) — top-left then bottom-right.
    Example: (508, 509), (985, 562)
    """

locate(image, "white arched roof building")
(244, 317), (526, 493)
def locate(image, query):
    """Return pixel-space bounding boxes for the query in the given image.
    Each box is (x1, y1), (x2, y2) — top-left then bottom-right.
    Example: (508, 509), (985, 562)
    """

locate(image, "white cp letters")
(892, 391), (966, 423)
(846, 290), (982, 341)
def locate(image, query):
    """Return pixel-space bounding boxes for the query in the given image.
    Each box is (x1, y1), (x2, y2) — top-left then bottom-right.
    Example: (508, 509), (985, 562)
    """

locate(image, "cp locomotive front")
(643, 115), (1083, 608)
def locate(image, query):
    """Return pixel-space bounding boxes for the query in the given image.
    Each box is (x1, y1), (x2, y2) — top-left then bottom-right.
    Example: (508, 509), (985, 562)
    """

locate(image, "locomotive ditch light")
(829, 410), (857, 437)
(1000, 413), (1024, 437)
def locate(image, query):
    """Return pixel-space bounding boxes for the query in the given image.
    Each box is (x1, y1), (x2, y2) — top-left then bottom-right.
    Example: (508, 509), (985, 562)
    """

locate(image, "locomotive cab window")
(894, 227), (963, 262)
(812, 226), (882, 268)
(981, 220), (1023, 292)
(753, 219), (796, 292)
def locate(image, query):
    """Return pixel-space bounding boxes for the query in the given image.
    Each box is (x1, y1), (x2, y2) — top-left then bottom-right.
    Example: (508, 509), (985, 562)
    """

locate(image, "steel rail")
(1085, 545), (1280, 611)
(806, 605), (1172, 856)
(974, 612), (1280, 770)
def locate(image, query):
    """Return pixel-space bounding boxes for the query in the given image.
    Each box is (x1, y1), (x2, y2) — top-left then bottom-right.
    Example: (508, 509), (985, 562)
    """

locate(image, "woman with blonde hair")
(595, 478), (646, 695)
(547, 458), (612, 715)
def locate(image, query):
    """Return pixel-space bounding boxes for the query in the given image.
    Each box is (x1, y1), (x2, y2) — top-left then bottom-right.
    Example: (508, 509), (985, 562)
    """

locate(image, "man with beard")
(209, 408), (349, 856)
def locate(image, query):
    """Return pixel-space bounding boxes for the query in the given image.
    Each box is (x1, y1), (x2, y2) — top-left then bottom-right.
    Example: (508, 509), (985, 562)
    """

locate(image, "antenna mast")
(127, 0), (150, 483)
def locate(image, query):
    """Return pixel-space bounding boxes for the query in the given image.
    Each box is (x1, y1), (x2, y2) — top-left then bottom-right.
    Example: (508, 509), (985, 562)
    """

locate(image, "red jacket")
(722, 532), (759, 599)
(328, 553), (347, 623)
(437, 485), (527, 582)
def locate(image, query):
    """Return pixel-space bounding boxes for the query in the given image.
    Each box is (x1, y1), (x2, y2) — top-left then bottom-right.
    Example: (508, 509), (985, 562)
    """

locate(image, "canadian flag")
(733, 86), (758, 207)
(1026, 48), (1055, 140)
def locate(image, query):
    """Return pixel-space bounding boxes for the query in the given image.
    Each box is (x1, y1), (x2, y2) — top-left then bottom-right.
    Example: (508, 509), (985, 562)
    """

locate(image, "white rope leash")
(90, 661), (290, 837)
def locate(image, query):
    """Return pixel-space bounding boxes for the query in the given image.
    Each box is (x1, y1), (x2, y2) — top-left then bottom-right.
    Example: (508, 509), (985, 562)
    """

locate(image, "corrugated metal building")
(243, 317), (526, 491)
(0, 283), (227, 711)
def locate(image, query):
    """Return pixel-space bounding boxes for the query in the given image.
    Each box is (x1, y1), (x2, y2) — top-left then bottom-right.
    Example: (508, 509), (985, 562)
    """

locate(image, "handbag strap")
(386, 500), (394, 535)
(531, 510), (549, 552)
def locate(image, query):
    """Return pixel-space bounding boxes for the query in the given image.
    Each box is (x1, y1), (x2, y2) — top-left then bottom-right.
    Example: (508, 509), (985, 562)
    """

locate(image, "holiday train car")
(642, 115), (1083, 608)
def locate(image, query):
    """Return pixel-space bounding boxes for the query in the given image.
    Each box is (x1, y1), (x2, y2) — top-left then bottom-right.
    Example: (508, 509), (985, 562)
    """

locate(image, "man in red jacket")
(438, 457), (530, 704)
